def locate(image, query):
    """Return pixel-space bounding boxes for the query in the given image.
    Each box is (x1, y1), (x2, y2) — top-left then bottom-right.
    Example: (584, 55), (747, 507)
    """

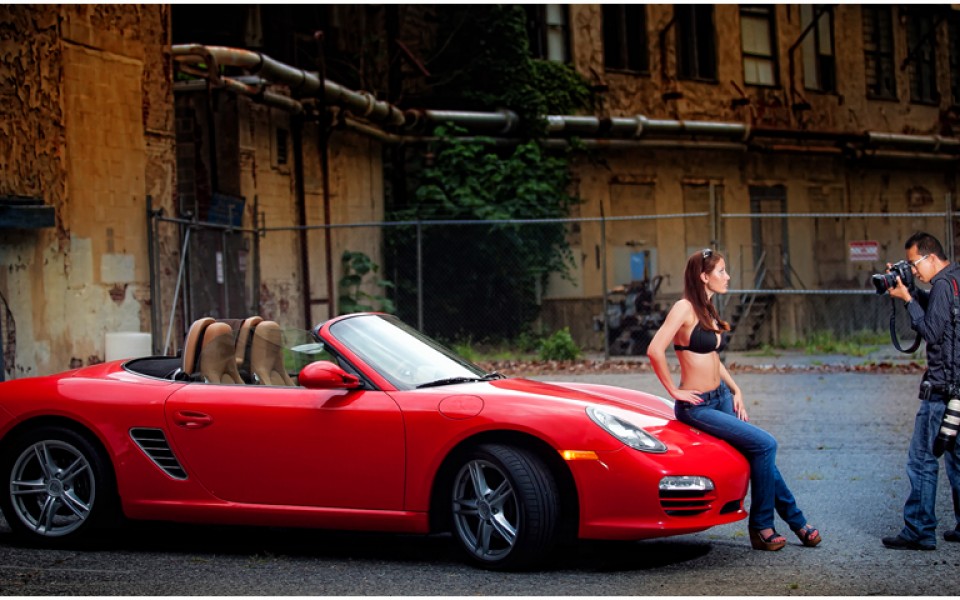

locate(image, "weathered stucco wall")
(0, 5), (173, 377)
(545, 5), (958, 348)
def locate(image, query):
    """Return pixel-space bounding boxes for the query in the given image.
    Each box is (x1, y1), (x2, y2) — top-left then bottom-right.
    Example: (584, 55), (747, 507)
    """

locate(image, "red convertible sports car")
(0, 313), (748, 569)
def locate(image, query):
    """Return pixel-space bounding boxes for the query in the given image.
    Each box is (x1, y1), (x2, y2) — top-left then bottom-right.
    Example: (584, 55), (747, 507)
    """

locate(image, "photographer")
(881, 232), (960, 550)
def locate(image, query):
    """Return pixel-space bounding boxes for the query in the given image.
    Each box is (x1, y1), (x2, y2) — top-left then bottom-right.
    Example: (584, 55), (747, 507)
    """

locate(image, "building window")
(800, 5), (836, 92)
(862, 5), (897, 100)
(740, 5), (778, 86)
(603, 5), (649, 73)
(951, 15), (960, 105)
(906, 10), (939, 105)
(526, 5), (570, 63)
(676, 5), (717, 81)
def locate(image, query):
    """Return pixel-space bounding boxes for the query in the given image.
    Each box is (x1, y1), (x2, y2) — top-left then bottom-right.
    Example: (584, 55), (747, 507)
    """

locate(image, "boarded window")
(609, 183), (657, 283)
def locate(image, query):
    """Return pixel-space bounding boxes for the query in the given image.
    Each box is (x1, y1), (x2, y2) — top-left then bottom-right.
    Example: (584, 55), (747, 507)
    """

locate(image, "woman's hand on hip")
(673, 389), (703, 404)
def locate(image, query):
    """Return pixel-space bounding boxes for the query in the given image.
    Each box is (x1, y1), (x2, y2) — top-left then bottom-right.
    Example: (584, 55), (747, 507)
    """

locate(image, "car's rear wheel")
(0, 426), (117, 545)
(450, 443), (560, 570)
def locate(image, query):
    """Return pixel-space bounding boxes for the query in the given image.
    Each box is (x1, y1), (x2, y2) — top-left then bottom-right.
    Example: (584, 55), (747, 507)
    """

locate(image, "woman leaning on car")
(646, 248), (821, 551)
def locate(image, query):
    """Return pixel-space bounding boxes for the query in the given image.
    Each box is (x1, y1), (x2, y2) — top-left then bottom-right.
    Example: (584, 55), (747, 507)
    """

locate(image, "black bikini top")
(674, 323), (729, 354)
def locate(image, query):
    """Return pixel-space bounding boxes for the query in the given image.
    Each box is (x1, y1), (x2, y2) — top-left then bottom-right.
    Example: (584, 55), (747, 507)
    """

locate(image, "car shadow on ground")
(0, 517), (713, 573)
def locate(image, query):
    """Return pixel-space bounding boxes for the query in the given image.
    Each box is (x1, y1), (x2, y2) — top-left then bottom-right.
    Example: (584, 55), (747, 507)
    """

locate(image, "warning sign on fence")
(849, 240), (879, 262)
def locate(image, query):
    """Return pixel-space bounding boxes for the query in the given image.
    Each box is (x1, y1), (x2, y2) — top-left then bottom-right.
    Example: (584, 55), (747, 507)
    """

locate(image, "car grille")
(130, 428), (188, 480)
(659, 489), (717, 517)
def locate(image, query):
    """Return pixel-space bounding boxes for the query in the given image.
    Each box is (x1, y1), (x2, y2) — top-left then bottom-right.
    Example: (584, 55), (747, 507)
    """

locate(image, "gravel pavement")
(1, 350), (959, 595)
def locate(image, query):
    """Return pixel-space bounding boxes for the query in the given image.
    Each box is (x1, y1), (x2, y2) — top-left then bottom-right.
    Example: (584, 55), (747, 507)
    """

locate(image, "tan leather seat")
(250, 320), (294, 386)
(181, 317), (215, 379)
(198, 321), (244, 384)
(234, 315), (264, 371)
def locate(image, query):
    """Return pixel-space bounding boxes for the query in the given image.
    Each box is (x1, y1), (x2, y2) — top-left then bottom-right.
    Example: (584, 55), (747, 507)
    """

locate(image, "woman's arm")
(719, 361), (748, 421)
(647, 300), (702, 404)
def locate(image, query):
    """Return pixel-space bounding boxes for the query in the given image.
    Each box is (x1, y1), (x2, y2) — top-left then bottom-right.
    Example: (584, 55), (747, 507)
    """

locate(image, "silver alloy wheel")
(9, 440), (96, 537)
(452, 458), (519, 561)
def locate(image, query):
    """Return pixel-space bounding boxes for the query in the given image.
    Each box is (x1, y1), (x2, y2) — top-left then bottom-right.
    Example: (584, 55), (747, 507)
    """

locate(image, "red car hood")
(489, 378), (675, 420)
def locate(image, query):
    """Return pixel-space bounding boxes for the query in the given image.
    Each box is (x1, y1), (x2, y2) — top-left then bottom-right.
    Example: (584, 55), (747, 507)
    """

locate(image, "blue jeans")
(675, 382), (808, 532)
(899, 394), (960, 545)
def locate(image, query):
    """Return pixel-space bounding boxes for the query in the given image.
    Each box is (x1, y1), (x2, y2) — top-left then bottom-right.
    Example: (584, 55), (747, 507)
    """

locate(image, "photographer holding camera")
(881, 232), (960, 550)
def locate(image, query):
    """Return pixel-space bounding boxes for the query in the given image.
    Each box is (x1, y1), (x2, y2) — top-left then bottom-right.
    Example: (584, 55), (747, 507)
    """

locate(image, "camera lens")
(933, 397), (960, 457)
(872, 272), (898, 295)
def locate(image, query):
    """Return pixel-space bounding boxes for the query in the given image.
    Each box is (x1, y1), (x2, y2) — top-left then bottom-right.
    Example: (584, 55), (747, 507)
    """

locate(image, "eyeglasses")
(910, 255), (929, 268)
(702, 248), (713, 259)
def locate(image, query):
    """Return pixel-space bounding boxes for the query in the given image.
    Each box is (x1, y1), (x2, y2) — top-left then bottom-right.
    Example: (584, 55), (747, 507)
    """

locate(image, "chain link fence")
(151, 200), (954, 358)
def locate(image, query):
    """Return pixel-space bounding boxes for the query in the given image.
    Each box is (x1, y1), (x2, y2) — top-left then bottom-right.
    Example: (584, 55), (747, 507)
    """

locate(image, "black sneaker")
(944, 528), (960, 543)
(882, 535), (936, 551)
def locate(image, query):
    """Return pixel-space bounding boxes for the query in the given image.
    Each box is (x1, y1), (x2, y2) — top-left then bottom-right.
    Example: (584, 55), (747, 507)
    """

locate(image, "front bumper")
(570, 422), (750, 540)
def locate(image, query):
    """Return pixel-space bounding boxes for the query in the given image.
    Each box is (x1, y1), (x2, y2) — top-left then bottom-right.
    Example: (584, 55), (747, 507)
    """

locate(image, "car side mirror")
(298, 360), (363, 390)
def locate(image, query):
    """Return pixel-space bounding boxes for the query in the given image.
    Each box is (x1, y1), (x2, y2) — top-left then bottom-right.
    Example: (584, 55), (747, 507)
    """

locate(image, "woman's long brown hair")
(683, 250), (730, 332)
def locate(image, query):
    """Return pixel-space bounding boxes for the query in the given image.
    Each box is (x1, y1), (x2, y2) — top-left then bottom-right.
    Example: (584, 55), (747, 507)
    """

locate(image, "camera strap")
(945, 276), (960, 392)
(890, 296), (922, 353)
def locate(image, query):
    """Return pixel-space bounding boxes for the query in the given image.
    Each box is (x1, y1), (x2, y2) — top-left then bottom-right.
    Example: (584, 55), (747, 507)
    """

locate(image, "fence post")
(146, 195), (161, 355)
(947, 193), (955, 263)
(417, 220), (424, 331)
(601, 207), (609, 361)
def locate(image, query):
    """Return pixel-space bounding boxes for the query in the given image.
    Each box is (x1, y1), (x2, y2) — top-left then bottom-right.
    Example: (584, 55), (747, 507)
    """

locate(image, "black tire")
(0, 425), (118, 546)
(450, 443), (560, 570)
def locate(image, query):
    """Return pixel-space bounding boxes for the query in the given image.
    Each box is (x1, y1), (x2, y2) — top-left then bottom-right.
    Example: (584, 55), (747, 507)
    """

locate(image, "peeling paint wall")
(0, 5), (173, 377)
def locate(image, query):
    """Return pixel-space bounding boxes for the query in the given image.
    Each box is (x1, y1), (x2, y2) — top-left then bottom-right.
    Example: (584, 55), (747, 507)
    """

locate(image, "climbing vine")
(387, 5), (593, 342)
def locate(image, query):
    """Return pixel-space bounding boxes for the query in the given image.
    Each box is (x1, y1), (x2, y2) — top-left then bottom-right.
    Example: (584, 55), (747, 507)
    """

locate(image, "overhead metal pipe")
(171, 43), (959, 160)
(174, 78), (304, 114)
(172, 44), (406, 126)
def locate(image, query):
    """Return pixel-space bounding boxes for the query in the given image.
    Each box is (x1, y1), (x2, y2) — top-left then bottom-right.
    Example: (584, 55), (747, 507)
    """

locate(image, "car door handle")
(173, 410), (213, 429)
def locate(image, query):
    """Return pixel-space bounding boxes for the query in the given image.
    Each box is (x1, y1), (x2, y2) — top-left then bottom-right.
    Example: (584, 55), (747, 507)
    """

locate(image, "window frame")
(951, 15), (960, 106)
(526, 4), (571, 64)
(602, 4), (650, 75)
(862, 5), (898, 101)
(676, 4), (718, 82)
(905, 10), (940, 106)
(800, 4), (837, 93)
(740, 5), (780, 87)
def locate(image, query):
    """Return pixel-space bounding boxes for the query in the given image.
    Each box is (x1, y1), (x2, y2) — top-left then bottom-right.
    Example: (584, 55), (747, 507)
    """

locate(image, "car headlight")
(586, 406), (667, 453)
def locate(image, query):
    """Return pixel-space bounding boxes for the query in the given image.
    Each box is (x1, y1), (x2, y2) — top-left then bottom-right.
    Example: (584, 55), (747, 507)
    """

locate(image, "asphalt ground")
(1, 353), (959, 595)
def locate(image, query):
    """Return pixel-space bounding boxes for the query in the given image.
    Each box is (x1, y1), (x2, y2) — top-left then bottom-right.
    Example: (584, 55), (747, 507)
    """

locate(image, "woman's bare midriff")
(676, 350), (722, 393)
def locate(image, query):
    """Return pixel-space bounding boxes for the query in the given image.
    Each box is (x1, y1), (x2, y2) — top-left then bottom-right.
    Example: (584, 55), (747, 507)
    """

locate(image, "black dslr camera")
(872, 260), (914, 294)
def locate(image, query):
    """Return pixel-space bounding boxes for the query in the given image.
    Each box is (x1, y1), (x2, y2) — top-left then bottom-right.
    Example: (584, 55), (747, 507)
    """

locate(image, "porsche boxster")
(0, 312), (749, 569)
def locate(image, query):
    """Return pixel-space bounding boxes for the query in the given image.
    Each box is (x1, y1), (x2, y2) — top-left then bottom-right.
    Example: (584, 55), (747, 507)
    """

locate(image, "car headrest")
(181, 317), (216, 377)
(199, 322), (244, 384)
(250, 320), (294, 386)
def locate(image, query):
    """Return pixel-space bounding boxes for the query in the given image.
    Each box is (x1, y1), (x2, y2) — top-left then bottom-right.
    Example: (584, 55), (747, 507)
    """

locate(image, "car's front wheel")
(0, 425), (117, 545)
(450, 443), (560, 570)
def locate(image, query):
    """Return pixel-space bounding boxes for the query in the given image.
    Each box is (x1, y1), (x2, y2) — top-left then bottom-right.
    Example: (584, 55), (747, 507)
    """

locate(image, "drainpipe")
(314, 33), (337, 319)
(291, 118), (312, 329)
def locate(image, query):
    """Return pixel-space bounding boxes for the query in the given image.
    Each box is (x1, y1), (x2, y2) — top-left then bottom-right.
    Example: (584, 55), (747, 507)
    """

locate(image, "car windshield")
(326, 314), (488, 390)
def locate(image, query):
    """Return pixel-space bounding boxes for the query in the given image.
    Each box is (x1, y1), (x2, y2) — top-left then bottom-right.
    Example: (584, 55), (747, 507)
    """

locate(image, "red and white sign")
(849, 240), (879, 262)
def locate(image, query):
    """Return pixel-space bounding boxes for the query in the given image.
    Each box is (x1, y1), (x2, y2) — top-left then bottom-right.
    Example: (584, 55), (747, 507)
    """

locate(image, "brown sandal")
(795, 524), (822, 547)
(749, 528), (786, 551)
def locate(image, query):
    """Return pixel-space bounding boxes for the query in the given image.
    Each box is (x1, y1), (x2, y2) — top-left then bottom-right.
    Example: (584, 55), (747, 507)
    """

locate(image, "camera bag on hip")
(933, 276), (960, 457)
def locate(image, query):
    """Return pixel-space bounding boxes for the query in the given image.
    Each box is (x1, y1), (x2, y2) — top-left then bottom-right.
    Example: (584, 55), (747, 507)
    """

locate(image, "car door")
(164, 382), (404, 510)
